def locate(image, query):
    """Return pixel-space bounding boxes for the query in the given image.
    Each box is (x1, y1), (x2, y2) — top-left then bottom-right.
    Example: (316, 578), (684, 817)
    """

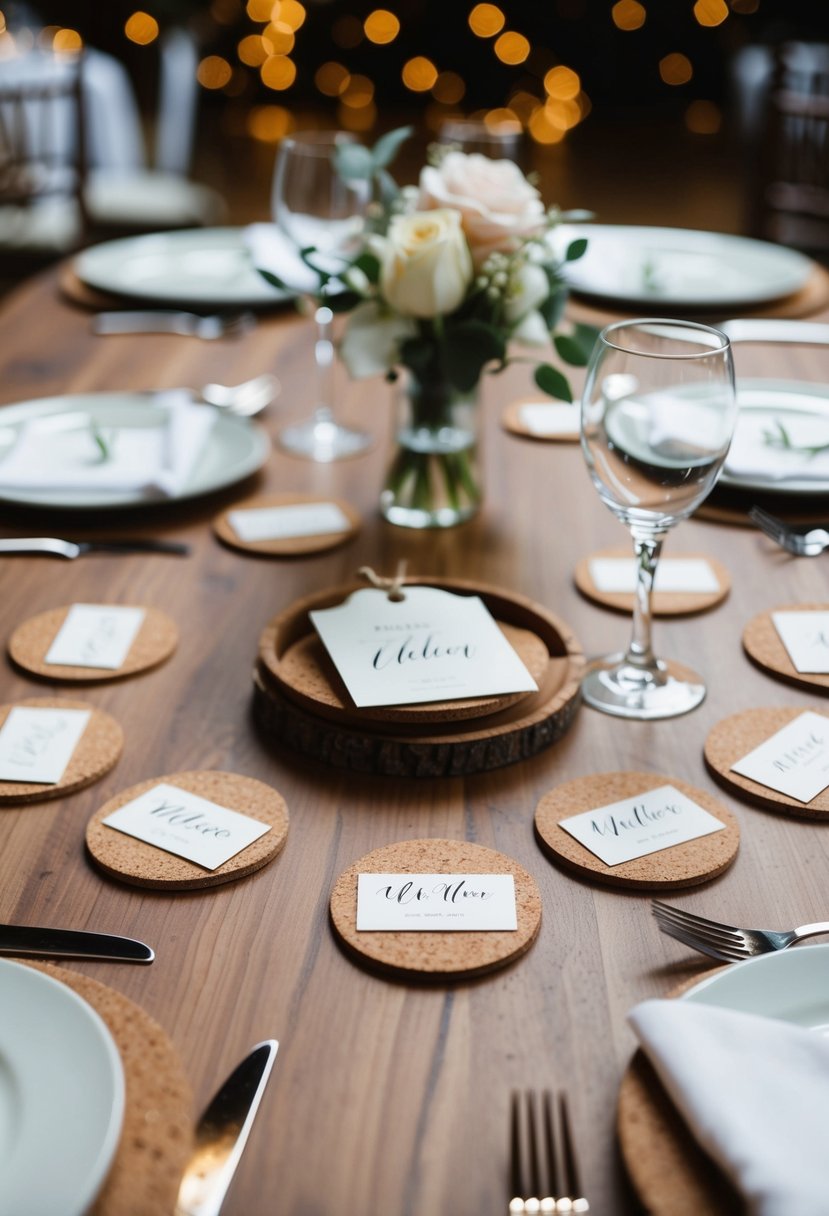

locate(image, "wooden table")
(0, 267), (828, 1215)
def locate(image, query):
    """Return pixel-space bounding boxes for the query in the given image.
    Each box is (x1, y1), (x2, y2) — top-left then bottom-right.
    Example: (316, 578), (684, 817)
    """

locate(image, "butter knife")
(0, 537), (190, 558)
(0, 923), (154, 963)
(720, 319), (829, 345)
(176, 1039), (278, 1216)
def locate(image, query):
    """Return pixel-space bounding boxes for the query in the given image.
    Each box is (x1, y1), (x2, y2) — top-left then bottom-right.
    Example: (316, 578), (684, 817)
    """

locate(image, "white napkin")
(243, 223), (321, 295)
(726, 408), (829, 482)
(628, 997), (829, 1215)
(0, 390), (215, 499)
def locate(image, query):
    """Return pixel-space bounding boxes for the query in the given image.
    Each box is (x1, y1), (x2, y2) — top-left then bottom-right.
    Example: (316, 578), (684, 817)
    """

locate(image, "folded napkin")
(0, 390), (215, 499)
(629, 997), (829, 1216)
(726, 408), (829, 482)
(244, 223), (321, 296)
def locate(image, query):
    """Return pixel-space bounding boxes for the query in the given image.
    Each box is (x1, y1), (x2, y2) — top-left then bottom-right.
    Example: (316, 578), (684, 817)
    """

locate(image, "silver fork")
(652, 898), (829, 961)
(92, 310), (256, 340)
(509, 1090), (590, 1214)
(749, 506), (829, 557)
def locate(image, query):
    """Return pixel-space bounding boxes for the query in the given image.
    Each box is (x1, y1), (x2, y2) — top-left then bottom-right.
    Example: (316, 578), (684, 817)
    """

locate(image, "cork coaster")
(574, 549), (731, 617)
(86, 770), (289, 889)
(213, 492), (361, 557)
(704, 707), (829, 818)
(25, 960), (193, 1216)
(0, 697), (123, 806)
(329, 838), (542, 979)
(501, 397), (581, 443)
(742, 604), (829, 694)
(8, 605), (178, 683)
(534, 771), (739, 889)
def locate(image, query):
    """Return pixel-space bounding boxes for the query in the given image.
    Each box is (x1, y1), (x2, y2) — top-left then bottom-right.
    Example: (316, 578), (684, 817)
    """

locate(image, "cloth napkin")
(628, 997), (829, 1216)
(726, 407), (829, 482)
(243, 223), (321, 295)
(0, 390), (215, 499)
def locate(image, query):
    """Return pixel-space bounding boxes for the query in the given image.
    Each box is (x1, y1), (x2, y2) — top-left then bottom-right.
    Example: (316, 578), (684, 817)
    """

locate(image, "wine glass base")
(582, 653), (706, 720)
(279, 417), (372, 462)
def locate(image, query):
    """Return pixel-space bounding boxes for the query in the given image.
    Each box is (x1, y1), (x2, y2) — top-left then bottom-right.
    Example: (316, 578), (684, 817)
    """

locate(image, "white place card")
(558, 784), (726, 867)
(44, 604), (146, 670)
(102, 782), (271, 871)
(309, 587), (538, 708)
(0, 706), (91, 785)
(228, 502), (351, 542)
(730, 711), (829, 804)
(772, 611), (829, 674)
(519, 402), (580, 436)
(589, 558), (720, 595)
(356, 873), (517, 931)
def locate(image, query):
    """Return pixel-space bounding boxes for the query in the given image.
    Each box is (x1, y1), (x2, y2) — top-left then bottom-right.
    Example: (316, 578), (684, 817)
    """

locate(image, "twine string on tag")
(358, 561), (408, 602)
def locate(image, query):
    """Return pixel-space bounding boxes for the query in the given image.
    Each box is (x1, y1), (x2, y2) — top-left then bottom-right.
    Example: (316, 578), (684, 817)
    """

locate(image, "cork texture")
(534, 771), (739, 889)
(25, 961), (193, 1216)
(573, 549), (731, 617)
(9, 604), (178, 683)
(704, 706), (829, 817)
(329, 838), (542, 979)
(501, 398), (581, 443)
(213, 492), (361, 557)
(86, 770), (289, 889)
(743, 604), (829, 694)
(0, 697), (123, 806)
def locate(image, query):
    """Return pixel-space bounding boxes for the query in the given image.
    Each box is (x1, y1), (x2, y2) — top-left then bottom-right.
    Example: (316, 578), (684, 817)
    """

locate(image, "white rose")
(375, 209), (473, 318)
(340, 300), (416, 378)
(418, 152), (546, 265)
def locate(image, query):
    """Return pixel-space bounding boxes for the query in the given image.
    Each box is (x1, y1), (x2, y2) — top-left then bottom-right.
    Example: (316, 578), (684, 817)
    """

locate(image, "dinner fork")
(92, 310), (256, 340)
(749, 506), (829, 557)
(509, 1090), (590, 1213)
(652, 898), (829, 961)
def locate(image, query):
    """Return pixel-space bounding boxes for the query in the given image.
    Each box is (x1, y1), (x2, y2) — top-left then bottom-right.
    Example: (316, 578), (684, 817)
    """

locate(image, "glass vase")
(380, 374), (482, 529)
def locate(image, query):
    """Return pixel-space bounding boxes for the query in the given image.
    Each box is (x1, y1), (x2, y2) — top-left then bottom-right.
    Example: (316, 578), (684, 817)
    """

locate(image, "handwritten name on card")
(102, 782), (271, 870)
(558, 784), (726, 867)
(0, 706), (91, 784)
(309, 587), (538, 708)
(45, 604), (146, 670)
(731, 711), (829, 804)
(356, 873), (517, 931)
(228, 502), (351, 543)
(588, 558), (720, 595)
(772, 611), (829, 675)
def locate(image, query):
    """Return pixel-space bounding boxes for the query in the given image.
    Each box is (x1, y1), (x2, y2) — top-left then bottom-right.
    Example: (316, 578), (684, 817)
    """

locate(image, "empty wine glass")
(580, 318), (737, 719)
(437, 116), (524, 163)
(272, 131), (372, 461)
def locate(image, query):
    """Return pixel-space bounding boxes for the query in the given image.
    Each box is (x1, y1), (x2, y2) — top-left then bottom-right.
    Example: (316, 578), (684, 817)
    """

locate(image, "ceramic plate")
(0, 392), (270, 508)
(683, 943), (829, 1032)
(561, 224), (812, 308)
(721, 378), (829, 495)
(73, 227), (292, 308)
(0, 960), (124, 1216)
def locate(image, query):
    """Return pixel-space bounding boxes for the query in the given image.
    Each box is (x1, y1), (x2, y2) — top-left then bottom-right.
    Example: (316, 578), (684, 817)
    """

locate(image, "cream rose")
(374, 208), (473, 318)
(418, 152), (546, 265)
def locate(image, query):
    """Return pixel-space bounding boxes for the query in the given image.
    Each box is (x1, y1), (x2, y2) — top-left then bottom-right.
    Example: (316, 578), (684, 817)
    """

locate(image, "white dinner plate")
(0, 392), (270, 508)
(682, 943), (829, 1033)
(73, 227), (293, 308)
(721, 378), (829, 495)
(561, 224), (812, 308)
(0, 960), (125, 1216)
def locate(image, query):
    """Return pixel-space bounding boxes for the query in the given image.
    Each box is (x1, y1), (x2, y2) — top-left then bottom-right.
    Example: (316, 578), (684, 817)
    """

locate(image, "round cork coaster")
(501, 397), (581, 443)
(534, 771), (739, 889)
(573, 549), (731, 617)
(24, 960), (193, 1216)
(742, 604), (829, 694)
(0, 697), (123, 806)
(330, 838), (542, 979)
(85, 770), (289, 889)
(8, 605), (178, 683)
(704, 706), (829, 818)
(213, 492), (361, 557)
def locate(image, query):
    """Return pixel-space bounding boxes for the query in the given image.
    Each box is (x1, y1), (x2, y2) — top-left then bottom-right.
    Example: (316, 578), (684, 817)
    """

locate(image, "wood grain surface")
(0, 265), (828, 1216)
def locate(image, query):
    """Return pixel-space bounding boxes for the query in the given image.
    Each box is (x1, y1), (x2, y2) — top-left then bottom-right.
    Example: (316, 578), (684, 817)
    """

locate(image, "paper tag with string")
(309, 568), (538, 708)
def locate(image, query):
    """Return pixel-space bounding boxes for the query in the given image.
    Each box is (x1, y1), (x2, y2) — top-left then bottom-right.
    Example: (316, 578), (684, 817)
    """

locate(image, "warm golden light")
(432, 70), (465, 104)
(53, 28), (83, 52)
(544, 65), (580, 99)
(261, 54), (297, 89)
(247, 104), (294, 142)
(494, 31), (530, 65)
(315, 61), (350, 96)
(341, 73), (374, 108)
(338, 101), (377, 132)
(468, 3), (505, 37)
(197, 55), (233, 88)
(238, 33), (268, 65)
(332, 14), (363, 47)
(685, 99), (722, 133)
(484, 107), (521, 133)
(544, 97), (581, 131)
(364, 9), (400, 44)
(508, 90), (540, 125)
(611, 0), (646, 29)
(659, 52), (693, 85)
(275, 1), (306, 32)
(694, 0), (728, 24)
(262, 21), (294, 54)
(402, 56), (438, 92)
(528, 105), (566, 144)
(246, 0), (272, 20)
(124, 11), (159, 45)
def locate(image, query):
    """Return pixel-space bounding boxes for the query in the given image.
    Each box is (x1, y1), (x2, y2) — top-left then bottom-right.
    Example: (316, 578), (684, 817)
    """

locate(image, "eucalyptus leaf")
(565, 237), (588, 262)
(534, 363), (573, 402)
(554, 333), (589, 367)
(333, 142), (375, 181)
(371, 125), (414, 169)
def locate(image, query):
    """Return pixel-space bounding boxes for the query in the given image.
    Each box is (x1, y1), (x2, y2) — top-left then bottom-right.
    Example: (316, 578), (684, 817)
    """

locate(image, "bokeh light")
(694, 0), (729, 24)
(544, 65), (580, 100)
(402, 56), (438, 92)
(659, 52), (693, 85)
(124, 11), (159, 45)
(432, 71), (466, 104)
(364, 10), (400, 44)
(315, 61), (350, 96)
(611, 0), (646, 29)
(494, 31), (530, 65)
(261, 54), (297, 89)
(468, 4), (505, 37)
(197, 55), (233, 88)
(247, 104), (294, 141)
(340, 74), (374, 108)
(53, 28), (82, 52)
(685, 99), (722, 132)
(238, 34), (268, 66)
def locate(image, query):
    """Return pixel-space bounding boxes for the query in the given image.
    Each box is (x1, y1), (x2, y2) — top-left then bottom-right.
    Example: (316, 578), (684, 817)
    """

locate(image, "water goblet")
(579, 318), (737, 719)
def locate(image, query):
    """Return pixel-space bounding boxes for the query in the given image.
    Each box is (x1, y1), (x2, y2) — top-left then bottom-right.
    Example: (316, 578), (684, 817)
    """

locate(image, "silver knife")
(0, 537), (190, 558)
(720, 319), (829, 345)
(0, 923), (154, 963)
(176, 1039), (278, 1216)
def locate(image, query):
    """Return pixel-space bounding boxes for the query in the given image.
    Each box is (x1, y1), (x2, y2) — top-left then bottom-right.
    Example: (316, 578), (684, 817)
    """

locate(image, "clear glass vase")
(380, 375), (482, 529)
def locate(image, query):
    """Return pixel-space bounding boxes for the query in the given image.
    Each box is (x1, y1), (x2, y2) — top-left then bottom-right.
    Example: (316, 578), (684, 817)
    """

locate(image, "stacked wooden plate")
(252, 578), (585, 778)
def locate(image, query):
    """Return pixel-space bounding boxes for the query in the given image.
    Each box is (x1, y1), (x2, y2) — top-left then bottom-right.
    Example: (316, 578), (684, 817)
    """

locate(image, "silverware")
(652, 899), (829, 961)
(92, 311), (256, 340)
(509, 1090), (589, 1214)
(749, 506), (829, 556)
(0, 537), (190, 559)
(720, 319), (829, 346)
(200, 373), (280, 417)
(0, 923), (153, 963)
(175, 1039), (278, 1216)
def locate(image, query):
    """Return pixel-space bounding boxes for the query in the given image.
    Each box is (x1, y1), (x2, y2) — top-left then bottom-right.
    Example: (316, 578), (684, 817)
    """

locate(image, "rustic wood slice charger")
(742, 603), (829, 694)
(213, 491), (361, 557)
(0, 697), (123, 806)
(573, 549), (731, 617)
(8, 604), (178, 683)
(252, 577), (585, 778)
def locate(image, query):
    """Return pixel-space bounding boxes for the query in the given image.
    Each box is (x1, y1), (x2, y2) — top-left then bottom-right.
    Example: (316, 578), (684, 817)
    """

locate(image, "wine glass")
(272, 131), (372, 461)
(579, 318), (737, 719)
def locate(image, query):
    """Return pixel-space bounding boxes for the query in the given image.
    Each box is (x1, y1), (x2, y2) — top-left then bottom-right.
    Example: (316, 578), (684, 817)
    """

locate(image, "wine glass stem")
(625, 531), (665, 671)
(314, 302), (335, 427)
